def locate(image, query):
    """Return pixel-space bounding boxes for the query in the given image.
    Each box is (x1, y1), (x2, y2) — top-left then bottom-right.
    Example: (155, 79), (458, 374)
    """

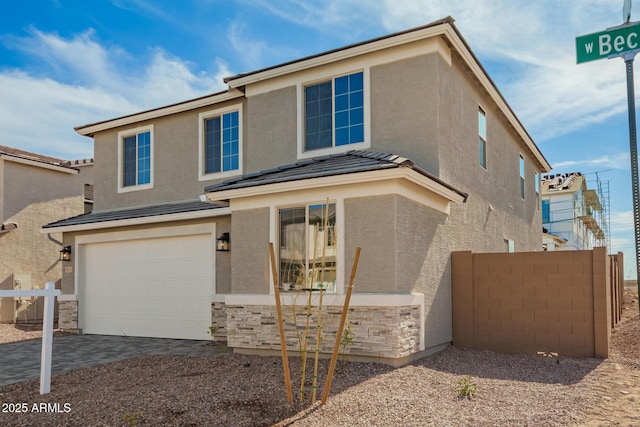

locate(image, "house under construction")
(541, 172), (610, 251)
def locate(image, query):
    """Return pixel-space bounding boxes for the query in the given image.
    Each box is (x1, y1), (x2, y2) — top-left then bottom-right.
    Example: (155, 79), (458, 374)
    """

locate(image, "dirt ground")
(0, 287), (638, 426)
(579, 285), (640, 426)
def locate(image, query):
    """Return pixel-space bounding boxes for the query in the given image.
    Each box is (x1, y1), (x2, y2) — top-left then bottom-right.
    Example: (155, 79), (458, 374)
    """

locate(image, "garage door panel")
(83, 233), (214, 340)
(161, 279), (181, 298)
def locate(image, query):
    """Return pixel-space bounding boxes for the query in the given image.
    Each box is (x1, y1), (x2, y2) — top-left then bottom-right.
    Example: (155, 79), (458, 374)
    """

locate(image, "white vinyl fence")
(0, 282), (60, 394)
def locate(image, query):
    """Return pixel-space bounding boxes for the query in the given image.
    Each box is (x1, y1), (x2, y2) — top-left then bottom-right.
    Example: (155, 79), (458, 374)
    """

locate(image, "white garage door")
(83, 233), (213, 340)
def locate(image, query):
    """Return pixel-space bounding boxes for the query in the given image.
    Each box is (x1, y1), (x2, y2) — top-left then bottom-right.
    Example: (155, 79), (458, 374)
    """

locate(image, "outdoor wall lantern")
(216, 233), (230, 252)
(59, 246), (72, 262)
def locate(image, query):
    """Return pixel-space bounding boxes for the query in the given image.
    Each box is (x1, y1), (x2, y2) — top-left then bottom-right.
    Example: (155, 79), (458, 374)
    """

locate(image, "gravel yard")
(0, 288), (638, 426)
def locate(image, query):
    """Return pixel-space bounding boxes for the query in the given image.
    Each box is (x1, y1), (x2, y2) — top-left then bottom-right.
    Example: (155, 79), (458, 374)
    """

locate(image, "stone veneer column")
(58, 300), (78, 331)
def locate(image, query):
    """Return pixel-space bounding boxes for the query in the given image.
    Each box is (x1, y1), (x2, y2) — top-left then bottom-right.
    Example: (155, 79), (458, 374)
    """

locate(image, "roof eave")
(74, 89), (244, 137)
(204, 167), (466, 208)
(0, 154), (79, 174)
(41, 206), (232, 234)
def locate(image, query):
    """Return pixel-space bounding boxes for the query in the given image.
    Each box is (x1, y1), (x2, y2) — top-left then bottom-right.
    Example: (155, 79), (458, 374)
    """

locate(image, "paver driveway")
(0, 334), (229, 386)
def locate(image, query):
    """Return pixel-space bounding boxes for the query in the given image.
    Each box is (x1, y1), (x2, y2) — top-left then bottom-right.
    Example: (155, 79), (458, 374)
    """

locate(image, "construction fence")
(451, 247), (624, 358)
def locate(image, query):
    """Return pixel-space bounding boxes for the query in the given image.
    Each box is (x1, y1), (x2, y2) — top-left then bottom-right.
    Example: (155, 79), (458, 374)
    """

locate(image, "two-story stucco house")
(0, 145), (93, 323)
(44, 17), (551, 365)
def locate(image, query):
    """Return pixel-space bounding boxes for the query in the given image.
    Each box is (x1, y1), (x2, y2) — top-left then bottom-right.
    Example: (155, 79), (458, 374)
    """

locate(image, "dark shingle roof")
(43, 200), (227, 229)
(205, 150), (467, 200)
(0, 145), (93, 169)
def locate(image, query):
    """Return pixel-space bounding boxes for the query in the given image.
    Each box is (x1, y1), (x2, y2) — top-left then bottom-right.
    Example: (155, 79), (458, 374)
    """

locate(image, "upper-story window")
(298, 70), (369, 158)
(118, 125), (153, 193)
(519, 154), (525, 199)
(542, 199), (550, 223)
(199, 105), (242, 180)
(478, 107), (487, 169)
(535, 171), (540, 210)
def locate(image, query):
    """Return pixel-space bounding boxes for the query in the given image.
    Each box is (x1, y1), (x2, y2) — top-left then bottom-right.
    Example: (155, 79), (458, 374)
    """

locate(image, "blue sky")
(0, 0), (638, 278)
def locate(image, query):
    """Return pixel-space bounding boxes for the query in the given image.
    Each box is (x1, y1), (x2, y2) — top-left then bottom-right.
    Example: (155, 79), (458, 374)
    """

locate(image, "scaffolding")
(588, 171), (611, 253)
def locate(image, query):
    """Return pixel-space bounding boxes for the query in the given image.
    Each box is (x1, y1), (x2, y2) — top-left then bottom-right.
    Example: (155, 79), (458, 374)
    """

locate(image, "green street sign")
(576, 22), (640, 63)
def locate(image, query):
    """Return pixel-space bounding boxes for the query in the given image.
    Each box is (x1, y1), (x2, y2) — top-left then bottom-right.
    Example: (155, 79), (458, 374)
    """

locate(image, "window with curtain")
(279, 203), (336, 292)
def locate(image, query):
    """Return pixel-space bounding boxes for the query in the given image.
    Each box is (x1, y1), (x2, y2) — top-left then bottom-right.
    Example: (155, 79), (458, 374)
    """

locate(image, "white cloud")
(0, 71), (130, 159)
(551, 152), (630, 170)
(610, 210), (635, 234)
(252, 0), (625, 143)
(226, 21), (271, 70)
(0, 28), (228, 159)
(246, 0), (382, 39)
(3, 27), (123, 88)
(140, 49), (224, 107)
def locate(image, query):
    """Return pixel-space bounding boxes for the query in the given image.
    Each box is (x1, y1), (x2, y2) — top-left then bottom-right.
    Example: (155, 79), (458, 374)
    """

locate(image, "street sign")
(576, 21), (640, 63)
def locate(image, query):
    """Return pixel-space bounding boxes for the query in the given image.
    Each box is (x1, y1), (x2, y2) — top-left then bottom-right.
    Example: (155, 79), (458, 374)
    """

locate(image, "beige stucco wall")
(245, 86), (298, 174)
(92, 100), (247, 211)
(370, 53), (442, 175)
(345, 195), (451, 347)
(0, 160), (93, 322)
(370, 50), (542, 253)
(90, 50), (543, 257)
(230, 208), (270, 294)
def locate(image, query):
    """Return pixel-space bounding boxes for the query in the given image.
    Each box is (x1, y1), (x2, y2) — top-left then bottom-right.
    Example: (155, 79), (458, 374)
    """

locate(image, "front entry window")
(279, 203), (336, 292)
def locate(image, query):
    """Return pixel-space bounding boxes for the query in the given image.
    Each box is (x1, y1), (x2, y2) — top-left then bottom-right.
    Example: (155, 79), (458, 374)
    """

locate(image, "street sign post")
(577, 4), (640, 314)
(576, 21), (640, 63)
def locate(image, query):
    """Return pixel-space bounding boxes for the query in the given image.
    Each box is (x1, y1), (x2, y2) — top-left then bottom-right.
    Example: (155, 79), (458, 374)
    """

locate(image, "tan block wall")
(224, 304), (420, 359)
(452, 247), (621, 358)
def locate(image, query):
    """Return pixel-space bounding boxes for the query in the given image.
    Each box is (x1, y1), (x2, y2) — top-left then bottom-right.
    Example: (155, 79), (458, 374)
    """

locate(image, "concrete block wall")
(224, 303), (421, 359)
(452, 247), (621, 358)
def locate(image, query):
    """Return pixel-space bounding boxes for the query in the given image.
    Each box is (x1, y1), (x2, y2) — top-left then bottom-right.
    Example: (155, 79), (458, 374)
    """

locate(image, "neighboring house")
(541, 172), (607, 251)
(0, 145), (93, 323)
(43, 17), (551, 365)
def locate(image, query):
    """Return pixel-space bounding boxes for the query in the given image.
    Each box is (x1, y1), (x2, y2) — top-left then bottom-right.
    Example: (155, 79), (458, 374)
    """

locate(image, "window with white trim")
(519, 155), (525, 199)
(118, 125), (153, 192)
(478, 107), (487, 169)
(303, 71), (365, 153)
(279, 202), (336, 293)
(505, 239), (515, 252)
(199, 106), (242, 180)
(535, 171), (540, 210)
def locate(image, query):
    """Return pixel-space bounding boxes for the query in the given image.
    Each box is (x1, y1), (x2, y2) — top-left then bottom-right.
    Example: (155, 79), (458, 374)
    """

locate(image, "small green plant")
(207, 326), (217, 339)
(123, 411), (141, 426)
(457, 375), (477, 400)
(339, 323), (354, 364)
